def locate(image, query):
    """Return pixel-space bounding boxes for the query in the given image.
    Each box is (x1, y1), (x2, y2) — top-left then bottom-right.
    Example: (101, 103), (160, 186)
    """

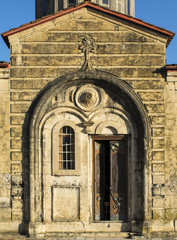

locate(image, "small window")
(43, 0), (47, 15)
(68, 0), (76, 7)
(59, 126), (75, 170)
(102, 0), (109, 5)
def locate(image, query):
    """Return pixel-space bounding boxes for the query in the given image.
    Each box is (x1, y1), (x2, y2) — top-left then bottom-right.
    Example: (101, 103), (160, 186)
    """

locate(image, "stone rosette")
(75, 85), (100, 111)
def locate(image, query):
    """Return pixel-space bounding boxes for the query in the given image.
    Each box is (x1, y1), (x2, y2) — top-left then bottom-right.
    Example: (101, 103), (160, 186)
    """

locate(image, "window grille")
(68, 0), (76, 7)
(59, 126), (75, 170)
(103, 0), (109, 4)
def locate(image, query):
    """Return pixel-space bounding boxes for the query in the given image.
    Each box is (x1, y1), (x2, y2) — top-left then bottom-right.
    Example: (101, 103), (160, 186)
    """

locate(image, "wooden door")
(94, 137), (128, 221)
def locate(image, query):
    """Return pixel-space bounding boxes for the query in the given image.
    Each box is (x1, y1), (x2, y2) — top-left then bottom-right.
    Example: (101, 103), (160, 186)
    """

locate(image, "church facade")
(0, 0), (177, 239)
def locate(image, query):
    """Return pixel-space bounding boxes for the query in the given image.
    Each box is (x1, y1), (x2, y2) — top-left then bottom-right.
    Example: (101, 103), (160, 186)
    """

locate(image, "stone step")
(0, 235), (27, 240)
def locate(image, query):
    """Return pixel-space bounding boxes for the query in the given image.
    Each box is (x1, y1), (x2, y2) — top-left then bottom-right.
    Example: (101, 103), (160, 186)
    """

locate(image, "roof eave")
(1, 1), (175, 48)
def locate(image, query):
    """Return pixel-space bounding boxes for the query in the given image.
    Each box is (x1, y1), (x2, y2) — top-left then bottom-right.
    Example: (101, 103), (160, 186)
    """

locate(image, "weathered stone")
(11, 164), (22, 174)
(0, 208), (11, 222)
(11, 152), (22, 161)
(152, 164), (165, 173)
(152, 197), (165, 208)
(12, 211), (23, 221)
(138, 92), (164, 101)
(11, 104), (30, 113)
(0, 197), (10, 208)
(10, 140), (21, 149)
(10, 128), (22, 137)
(153, 175), (165, 184)
(10, 116), (25, 125)
(152, 209), (165, 220)
(10, 92), (38, 101)
(0, 3), (176, 238)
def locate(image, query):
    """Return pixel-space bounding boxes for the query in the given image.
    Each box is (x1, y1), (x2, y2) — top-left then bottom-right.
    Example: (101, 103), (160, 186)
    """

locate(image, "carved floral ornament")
(75, 85), (101, 112)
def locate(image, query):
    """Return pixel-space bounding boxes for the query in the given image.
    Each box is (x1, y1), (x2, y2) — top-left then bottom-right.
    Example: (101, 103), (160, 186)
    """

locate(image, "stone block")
(20, 55), (83, 67)
(97, 43), (141, 54)
(10, 79), (33, 89)
(11, 104), (30, 113)
(137, 69), (163, 78)
(138, 91), (164, 101)
(10, 68), (76, 79)
(150, 116), (165, 125)
(0, 80), (9, 91)
(152, 164), (165, 173)
(146, 104), (164, 114)
(152, 151), (165, 161)
(141, 43), (165, 54)
(152, 184), (165, 196)
(152, 139), (165, 149)
(11, 164), (22, 174)
(10, 91), (37, 101)
(151, 220), (174, 232)
(21, 43), (79, 55)
(76, 20), (99, 31)
(94, 55), (164, 67)
(12, 210), (23, 221)
(0, 197), (10, 208)
(24, 31), (155, 43)
(134, 80), (164, 90)
(166, 209), (177, 221)
(152, 127), (165, 137)
(0, 208), (11, 222)
(10, 139), (21, 149)
(0, 162), (10, 174)
(152, 209), (165, 220)
(10, 128), (22, 137)
(152, 197), (165, 208)
(12, 199), (22, 209)
(11, 175), (22, 186)
(10, 116), (24, 125)
(12, 186), (23, 198)
(152, 174), (165, 184)
(166, 197), (177, 208)
(11, 152), (22, 161)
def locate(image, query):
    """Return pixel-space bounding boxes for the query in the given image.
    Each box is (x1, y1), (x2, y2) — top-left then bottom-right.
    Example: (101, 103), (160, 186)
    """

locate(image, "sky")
(0, 0), (177, 64)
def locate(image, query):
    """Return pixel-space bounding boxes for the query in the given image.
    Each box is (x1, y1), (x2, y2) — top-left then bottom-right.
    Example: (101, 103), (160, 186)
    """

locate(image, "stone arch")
(22, 70), (151, 236)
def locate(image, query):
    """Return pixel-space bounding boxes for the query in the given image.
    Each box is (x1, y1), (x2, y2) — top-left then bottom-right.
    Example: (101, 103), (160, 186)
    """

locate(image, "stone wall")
(0, 65), (11, 226)
(3, 6), (177, 237)
(164, 67), (177, 233)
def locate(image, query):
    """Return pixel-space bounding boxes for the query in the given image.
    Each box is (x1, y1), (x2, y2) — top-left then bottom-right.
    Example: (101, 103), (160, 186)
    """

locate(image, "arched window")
(59, 126), (75, 170)
(68, 0), (76, 7)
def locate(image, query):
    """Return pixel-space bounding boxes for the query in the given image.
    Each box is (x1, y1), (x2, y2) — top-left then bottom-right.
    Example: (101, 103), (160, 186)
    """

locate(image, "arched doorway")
(23, 71), (151, 237)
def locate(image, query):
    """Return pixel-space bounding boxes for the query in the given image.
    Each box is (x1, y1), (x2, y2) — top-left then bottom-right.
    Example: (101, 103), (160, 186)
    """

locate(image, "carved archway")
(22, 70), (151, 237)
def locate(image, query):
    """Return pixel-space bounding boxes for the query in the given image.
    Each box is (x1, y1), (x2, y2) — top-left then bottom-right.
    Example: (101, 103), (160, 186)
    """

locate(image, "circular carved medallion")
(75, 85), (100, 111)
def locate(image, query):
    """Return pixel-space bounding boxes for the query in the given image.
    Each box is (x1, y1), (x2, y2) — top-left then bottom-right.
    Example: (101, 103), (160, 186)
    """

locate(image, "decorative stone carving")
(75, 85), (100, 111)
(110, 141), (120, 152)
(79, 35), (98, 72)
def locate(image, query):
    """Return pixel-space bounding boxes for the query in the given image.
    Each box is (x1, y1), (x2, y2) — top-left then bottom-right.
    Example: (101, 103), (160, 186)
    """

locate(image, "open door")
(93, 136), (128, 222)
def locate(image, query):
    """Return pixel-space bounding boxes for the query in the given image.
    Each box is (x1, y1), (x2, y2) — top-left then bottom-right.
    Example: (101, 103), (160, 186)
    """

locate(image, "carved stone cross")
(79, 35), (97, 72)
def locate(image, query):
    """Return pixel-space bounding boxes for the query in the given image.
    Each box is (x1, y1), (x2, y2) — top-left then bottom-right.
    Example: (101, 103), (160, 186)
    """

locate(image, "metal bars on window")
(59, 126), (75, 170)
(102, 0), (109, 5)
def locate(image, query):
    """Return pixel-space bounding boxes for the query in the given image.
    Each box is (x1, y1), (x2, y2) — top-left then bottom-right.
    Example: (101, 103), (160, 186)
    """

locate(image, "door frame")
(92, 134), (130, 223)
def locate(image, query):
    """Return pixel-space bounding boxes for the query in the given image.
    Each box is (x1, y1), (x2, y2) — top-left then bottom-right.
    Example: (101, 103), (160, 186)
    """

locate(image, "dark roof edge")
(166, 64), (177, 71)
(0, 61), (10, 69)
(1, 1), (175, 48)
